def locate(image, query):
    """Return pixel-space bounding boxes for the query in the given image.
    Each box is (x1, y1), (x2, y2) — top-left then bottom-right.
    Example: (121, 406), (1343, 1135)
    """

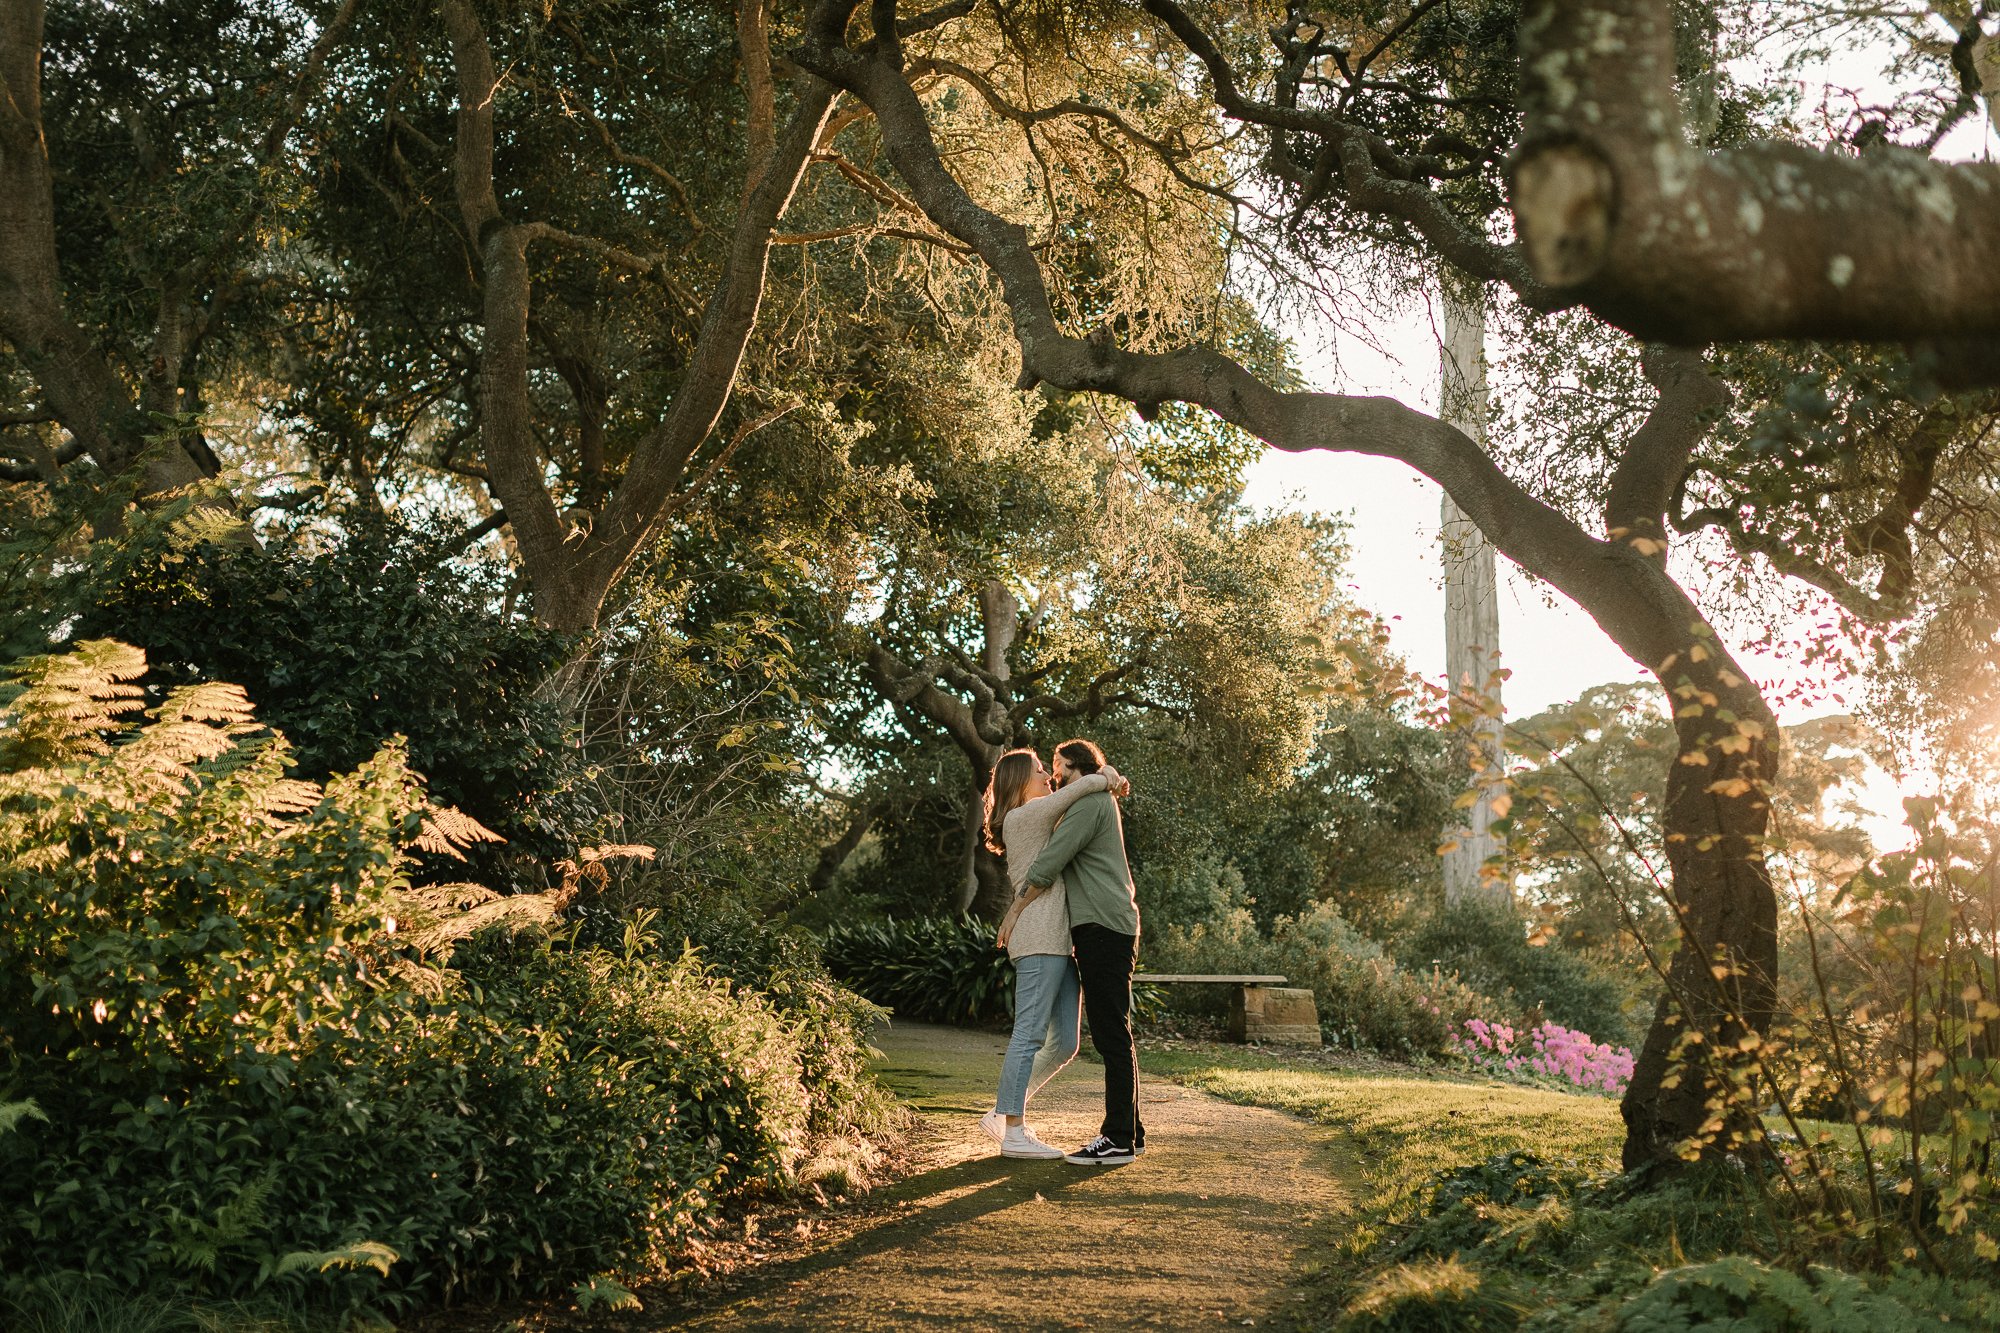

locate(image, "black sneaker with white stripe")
(1065, 1135), (1136, 1166)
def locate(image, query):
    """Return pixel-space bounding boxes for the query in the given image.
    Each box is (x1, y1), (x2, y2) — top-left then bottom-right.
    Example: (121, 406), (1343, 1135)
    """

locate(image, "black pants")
(1072, 922), (1144, 1149)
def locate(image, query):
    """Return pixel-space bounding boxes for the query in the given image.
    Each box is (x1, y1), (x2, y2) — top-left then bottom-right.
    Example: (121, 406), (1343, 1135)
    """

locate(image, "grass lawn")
(1140, 1042), (2000, 1331)
(1145, 1045), (1624, 1224)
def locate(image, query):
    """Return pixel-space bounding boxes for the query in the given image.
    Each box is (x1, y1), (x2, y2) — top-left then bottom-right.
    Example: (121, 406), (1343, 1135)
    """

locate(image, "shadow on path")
(660, 1021), (1354, 1332)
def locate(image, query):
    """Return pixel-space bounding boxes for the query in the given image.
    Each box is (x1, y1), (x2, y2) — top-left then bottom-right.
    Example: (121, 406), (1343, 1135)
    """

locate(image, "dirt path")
(665, 1021), (1354, 1331)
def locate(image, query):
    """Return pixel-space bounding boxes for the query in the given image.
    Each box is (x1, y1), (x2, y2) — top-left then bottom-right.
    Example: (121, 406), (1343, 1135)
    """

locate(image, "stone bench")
(1138, 974), (1323, 1047)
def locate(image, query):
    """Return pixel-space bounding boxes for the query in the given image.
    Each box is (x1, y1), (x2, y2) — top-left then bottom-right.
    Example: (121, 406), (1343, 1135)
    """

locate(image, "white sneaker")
(980, 1108), (1006, 1143)
(1001, 1125), (1065, 1159)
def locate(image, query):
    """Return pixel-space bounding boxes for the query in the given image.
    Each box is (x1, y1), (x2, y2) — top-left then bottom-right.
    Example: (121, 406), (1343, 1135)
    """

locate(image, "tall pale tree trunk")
(1439, 287), (1510, 908)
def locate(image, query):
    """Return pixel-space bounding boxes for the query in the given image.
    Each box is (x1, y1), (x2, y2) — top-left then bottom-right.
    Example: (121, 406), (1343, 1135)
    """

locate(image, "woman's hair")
(982, 748), (1040, 855)
(1054, 738), (1105, 778)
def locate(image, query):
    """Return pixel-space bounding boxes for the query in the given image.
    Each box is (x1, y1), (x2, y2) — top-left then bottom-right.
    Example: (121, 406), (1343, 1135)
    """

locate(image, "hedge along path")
(664, 1020), (1355, 1331)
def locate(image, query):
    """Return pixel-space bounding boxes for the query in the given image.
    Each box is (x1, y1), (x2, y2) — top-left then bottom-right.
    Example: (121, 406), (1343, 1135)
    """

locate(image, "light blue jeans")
(995, 953), (1082, 1116)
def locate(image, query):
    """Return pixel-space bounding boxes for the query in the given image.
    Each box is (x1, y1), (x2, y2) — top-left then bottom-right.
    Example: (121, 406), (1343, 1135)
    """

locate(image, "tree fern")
(414, 803), (504, 860)
(0, 638), (146, 770)
(0, 1101), (46, 1136)
(118, 679), (260, 787)
(271, 1241), (397, 1280)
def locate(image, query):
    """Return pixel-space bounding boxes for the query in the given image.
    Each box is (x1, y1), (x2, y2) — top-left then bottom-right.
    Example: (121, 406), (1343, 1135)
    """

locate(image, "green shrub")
(1396, 1152), (1584, 1263)
(0, 640), (422, 1310)
(337, 930), (827, 1301)
(822, 917), (1015, 1024)
(72, 516), (590, 885)
(1146, 904), (1494, 1055)
(1400, 900), (1644, 1048)
(0, 641), (887, 1315)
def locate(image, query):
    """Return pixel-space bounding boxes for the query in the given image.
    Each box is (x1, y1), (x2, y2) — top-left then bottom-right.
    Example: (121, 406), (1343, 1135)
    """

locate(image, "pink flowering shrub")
(1454, 1017), (1634, 1096)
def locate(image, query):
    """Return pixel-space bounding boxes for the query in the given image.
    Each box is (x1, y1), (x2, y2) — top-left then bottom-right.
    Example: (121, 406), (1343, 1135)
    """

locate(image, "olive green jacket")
(1024, 789), (1139, 936)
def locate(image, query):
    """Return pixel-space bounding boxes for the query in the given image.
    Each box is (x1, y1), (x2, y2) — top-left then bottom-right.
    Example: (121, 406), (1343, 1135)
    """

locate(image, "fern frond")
(274, 1240), (397, 1278)
(151, 679), (258, 729)
(0, 639), (148, 770)
(120, 719), (245, 781)
(572, 1274), (643, 1312)
(167, 504), (254, 551)
(379, 955), (456, 1002)
(413, 804), (505, 861)
(211, 1172), (276, 1239)
(579, 843), (657, 864)
(398, 882), (501, 914)
(0, 1100), (48, 1135)
(263, 777), (323, 815)
(404, 889), (562, 958)
(551, 842), (656, 901)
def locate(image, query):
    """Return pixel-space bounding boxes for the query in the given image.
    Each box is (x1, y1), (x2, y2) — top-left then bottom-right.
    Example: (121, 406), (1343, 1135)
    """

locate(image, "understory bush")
(72, 516), (590, 886)
(821, 916), (1015, 1025)
(0, 642), (887, 1319)
(1342, 1143), (2000, 1330)
(1399, 899), (1644, 1049)
(1145, 904), (1494, 1055)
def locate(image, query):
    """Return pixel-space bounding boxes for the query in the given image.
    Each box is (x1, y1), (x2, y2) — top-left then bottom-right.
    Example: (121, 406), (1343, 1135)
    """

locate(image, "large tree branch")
(441, 0), (574, 609)
(564, 76), (837, 620)
(1604, 345), (1733, 554)
(737, 0), (778, 205)
(1513, 0), (2000, 349)
(864, 641), (992, 760)
(796, 0), (1765, 690)
(1134, 0), (1557, 304)
(1673, 400), (1965, 624)
(1012, 657), (1151, 727)
(1675, 504), (1914, 623)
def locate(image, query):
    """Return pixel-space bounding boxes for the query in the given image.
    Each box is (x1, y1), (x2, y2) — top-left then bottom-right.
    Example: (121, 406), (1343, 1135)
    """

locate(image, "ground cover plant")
(821, 916), (1015, 1025)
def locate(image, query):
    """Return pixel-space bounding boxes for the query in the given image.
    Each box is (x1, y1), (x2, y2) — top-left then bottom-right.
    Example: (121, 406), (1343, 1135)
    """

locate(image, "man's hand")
(995, 924), (1011, 951)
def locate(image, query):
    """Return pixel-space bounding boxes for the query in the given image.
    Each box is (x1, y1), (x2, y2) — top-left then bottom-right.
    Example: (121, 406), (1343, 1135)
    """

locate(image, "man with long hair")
(1024, 738), (1145, 1165)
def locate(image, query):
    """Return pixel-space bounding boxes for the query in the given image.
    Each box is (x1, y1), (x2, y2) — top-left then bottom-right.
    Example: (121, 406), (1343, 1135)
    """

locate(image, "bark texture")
(1513, 0), (2000, 349)
(1438, 289), (1508, 908)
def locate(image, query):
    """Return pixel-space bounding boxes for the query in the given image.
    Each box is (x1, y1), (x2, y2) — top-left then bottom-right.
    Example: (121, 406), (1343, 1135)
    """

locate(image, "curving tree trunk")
(1624, 659), (1778, 1169)
(796, 1), (1778, 1167)
(440, 0), (835, 632)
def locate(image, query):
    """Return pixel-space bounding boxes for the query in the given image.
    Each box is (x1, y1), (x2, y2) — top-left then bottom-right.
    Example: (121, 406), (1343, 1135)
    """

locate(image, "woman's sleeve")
(1030, 770), (1108, 819)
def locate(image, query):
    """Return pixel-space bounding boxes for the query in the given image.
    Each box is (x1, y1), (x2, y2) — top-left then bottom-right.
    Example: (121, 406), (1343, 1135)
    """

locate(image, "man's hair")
(1054, 738), (1105, 778)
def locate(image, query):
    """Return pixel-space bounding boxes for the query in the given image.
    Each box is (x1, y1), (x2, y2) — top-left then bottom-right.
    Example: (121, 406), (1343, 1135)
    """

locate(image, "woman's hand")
(995, 924), (1012, 951)
(1104, 764), (1132, 799)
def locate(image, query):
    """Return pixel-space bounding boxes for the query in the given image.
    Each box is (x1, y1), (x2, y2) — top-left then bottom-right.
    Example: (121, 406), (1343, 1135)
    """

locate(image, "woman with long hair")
(977, 745), (1126, 1158)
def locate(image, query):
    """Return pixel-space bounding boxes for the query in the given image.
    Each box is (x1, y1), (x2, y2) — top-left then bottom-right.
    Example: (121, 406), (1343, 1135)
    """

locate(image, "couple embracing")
(978, 739), (1144, 1167)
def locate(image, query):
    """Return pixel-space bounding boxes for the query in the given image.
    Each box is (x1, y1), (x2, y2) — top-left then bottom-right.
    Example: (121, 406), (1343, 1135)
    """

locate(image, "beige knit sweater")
(998, 770), (1115, 960)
